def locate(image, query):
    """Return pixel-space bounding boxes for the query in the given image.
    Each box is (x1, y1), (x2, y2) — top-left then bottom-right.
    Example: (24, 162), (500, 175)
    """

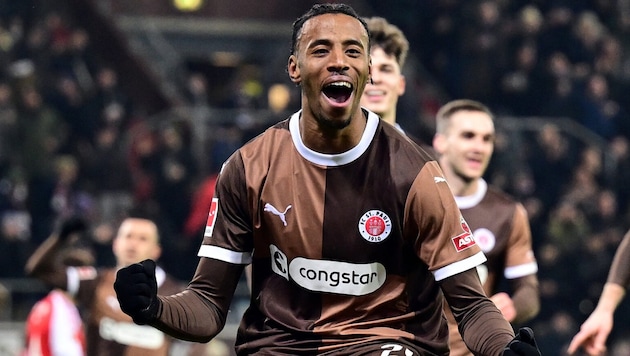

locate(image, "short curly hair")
(363, 16), (409, 69)
(291, 3), (369, 55)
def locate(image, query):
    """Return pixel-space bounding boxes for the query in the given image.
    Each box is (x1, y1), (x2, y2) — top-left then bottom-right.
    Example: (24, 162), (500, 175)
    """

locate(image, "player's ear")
(433, 133), (446, 154)
(397, 75), (406, 95)
(288, 55), (301, 85)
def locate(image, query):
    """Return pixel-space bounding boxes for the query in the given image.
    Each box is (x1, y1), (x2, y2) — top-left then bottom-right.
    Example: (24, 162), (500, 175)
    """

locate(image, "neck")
(439, 160), (480, 197)
(299, 108), (367, 154)
(381, 111), (396, 126)
(450, 178), (480, 197)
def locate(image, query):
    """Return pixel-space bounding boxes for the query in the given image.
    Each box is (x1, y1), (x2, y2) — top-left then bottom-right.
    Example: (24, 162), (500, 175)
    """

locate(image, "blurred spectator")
(15, 86), (67, 244)
(47, 74), (95, 155)
(576, 73), (629, 140)
(498, 41), (547, 116)
(0, 207), (31, 278)
(49, 155), (94, 222)
(86, 66), (132, 134)
(0, 81), (18, 172)
(81, 126), (133, 226)
(15, 86), (66, 181)
(540, 51), (578, 118)
(526, 123), (576, 211)
(152, 119), (197, 234)
(459, 0), (506, 104)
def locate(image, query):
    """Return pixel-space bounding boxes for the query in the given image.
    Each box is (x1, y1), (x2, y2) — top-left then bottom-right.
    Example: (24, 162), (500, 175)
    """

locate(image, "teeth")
(327, 81), (351, 88)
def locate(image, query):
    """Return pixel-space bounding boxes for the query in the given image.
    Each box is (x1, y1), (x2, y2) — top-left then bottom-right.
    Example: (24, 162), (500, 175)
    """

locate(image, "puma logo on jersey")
(264, 203), (292, 226)
(434, 176), (447, 183)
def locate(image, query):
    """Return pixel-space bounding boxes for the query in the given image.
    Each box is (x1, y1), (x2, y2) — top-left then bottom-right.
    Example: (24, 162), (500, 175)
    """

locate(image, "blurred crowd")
(0, 1), (630, 355)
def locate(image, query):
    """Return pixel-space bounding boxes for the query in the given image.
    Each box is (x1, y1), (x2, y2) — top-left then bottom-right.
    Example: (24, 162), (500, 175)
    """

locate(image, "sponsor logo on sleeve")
(452, 216), (476, 252)
(204, 198), (219, 237)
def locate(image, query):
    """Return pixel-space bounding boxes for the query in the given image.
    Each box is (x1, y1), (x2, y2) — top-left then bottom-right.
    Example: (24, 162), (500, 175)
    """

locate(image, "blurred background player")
(24, 214), (206, 356)
(568, 229), (630, 356)
(22, 245), (94, 356)
(360, 16), (433, 153)
(360, 16), (408, 130)
(432, 99), (540, 356)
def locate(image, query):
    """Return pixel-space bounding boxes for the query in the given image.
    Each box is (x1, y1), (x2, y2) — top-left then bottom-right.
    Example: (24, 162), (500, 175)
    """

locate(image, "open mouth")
(365, 89), (385, 96)
(323, 81), (353, 103)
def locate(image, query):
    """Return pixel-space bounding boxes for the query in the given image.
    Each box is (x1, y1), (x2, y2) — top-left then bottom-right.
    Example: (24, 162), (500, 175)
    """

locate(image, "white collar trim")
(289, 109), (379, 166)
(454, 179), (487, 209)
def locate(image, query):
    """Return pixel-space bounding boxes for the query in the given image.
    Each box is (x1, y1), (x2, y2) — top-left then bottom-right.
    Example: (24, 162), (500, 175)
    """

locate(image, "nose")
(327, 48), (349, 73)
(370, 69), (381, 84)
(472, 138), (492, 153)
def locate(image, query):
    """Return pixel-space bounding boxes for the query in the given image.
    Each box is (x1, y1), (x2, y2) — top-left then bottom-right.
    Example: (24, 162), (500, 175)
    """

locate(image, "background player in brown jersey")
(113, 4), (540, 355)
(359, 16), (434, 153)
(359, 16), (407, 130)
(25, 215), (206, 356)
(568, 230), (630, 355)
(432, 99), (540, 356)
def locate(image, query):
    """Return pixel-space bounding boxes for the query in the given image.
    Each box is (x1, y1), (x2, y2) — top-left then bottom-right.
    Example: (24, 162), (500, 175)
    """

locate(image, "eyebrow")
(308, 38), (365, 50)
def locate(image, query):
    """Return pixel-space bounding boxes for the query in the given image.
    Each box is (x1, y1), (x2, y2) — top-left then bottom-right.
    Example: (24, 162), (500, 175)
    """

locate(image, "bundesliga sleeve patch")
(452, 216), (476, 252)
(205, 198), (219, 237)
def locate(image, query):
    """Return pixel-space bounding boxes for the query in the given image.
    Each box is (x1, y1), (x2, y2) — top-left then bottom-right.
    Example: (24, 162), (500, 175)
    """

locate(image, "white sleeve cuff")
(198, 245), (252, 264)
(433, 251), (487, 282)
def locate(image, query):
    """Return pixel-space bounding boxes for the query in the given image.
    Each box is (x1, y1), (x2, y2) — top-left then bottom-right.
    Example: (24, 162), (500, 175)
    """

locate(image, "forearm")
(441, 269), (514, 356)
(510, 275), (540, 324)
(151, 257), (243, 342)
(152, 290), (226, 342)
(594, 283), (625, 314)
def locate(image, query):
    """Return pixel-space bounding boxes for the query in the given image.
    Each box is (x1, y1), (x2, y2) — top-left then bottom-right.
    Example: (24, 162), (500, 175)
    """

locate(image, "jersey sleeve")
(608, 230), (630, 289)
(152, 152), (252, 341)
(441, 269), (514, 354)
(197, 151), (254, 265)
(405, 161), (486, 281)
(504, 203), (538, 279)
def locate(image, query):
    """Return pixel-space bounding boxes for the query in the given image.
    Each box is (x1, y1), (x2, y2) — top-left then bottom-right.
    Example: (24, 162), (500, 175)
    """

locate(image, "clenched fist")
(114, 259), (159, 325)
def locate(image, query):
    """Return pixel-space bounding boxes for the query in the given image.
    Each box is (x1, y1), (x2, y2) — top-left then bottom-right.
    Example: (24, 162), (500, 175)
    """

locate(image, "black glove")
(114, 259), (160, 325)
(503, 327), (541, 356)
(57, 217), (88, 242)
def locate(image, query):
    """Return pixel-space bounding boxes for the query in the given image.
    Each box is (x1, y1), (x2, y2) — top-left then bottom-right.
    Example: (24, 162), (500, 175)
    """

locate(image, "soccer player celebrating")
(433, 99), (541, 355)
(114, 4), (540, 355)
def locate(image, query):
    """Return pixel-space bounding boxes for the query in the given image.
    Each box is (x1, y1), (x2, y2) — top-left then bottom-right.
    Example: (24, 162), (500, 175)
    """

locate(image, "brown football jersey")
(445, 179), (538, 356)
(195, 110), (487, 354)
